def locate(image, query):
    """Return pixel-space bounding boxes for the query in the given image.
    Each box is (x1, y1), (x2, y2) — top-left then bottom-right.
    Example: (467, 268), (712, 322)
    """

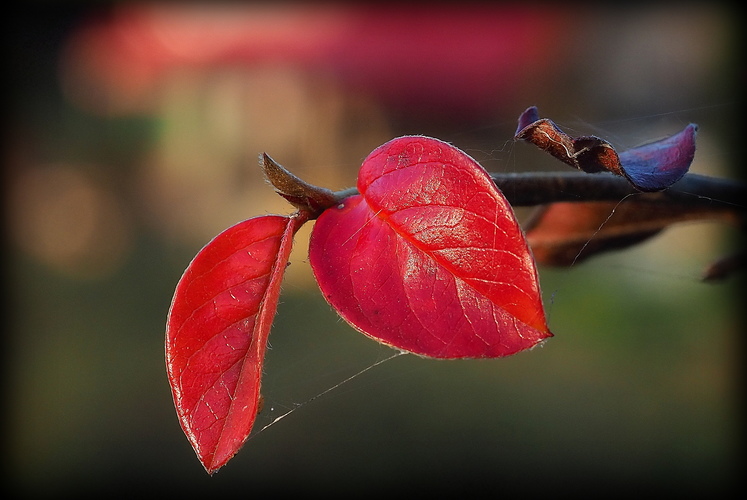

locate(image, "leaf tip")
(515, 105), (540, 137)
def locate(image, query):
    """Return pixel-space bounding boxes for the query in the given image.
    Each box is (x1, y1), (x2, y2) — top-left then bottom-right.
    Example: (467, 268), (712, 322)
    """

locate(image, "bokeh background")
(4, 2), (743, 495)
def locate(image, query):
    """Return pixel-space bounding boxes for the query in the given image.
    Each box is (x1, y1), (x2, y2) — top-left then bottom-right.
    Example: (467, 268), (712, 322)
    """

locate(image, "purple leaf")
(617, 124), (697, 191)
(515, 106), (697, 192)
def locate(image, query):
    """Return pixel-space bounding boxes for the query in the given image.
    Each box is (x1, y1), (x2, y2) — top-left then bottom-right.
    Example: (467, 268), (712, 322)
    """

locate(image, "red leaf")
(525, 199), (739, 266)
(165, 213), (305, 474)
(309, 136), (552, 359)
(525, 201), (668, 266)
(515, 106), (696, 192)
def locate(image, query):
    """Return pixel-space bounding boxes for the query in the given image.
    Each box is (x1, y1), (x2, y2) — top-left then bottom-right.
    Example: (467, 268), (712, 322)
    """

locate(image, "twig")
(334, 172), (746, 210)
(490, 171), (746, 208)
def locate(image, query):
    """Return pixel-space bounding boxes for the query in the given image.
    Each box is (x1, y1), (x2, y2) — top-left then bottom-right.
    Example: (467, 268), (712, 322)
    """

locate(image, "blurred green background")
(4, 3), (742, 496)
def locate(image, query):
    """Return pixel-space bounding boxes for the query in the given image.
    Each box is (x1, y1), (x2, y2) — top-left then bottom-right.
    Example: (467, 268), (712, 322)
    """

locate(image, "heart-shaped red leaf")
(309, 136), (552, 359)
(166, 213), (304, 474)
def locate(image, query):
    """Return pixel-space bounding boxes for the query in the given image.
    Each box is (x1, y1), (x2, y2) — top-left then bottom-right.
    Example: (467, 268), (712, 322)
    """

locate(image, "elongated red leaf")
(309, 136), (552, 359)
(166, 213), (305, 474)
